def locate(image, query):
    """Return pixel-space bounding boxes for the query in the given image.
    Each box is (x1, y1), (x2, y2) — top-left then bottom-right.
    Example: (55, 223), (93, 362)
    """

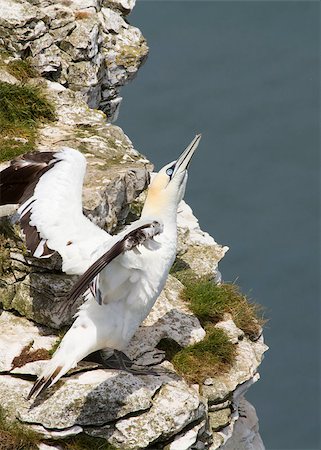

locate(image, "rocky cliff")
(0, 1), (267, 449)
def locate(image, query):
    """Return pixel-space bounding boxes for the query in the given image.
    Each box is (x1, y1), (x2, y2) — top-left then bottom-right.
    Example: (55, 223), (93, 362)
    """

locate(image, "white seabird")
(0, 134), (201, 399)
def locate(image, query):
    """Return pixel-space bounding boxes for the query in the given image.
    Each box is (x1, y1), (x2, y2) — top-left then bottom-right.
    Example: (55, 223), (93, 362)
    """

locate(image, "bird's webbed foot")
(101, 350), (160, 376)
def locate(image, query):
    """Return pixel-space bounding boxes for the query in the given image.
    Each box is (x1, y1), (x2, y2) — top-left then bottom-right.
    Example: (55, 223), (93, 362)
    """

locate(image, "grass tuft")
(171, 327), (235, 384)
(6, 60), (38, 82)
(166, 270), (265, 382)
(0, 406), (40, 450)
(174, 271), (264, 340)
(0, 407), (116, 450)
(0, 81), (56, 162)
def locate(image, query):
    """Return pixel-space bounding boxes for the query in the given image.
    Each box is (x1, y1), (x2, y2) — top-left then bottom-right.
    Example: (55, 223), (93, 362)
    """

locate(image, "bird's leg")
(101, 350), (160, 376)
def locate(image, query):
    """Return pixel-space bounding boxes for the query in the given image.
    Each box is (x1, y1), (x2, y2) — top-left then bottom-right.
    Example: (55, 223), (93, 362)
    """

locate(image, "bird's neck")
(141, 192), (178, 230)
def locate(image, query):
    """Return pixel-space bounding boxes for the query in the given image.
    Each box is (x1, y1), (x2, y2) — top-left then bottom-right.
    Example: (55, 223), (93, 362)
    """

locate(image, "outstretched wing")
(67, 220), (163, 305)
(0, 148), (109, 275)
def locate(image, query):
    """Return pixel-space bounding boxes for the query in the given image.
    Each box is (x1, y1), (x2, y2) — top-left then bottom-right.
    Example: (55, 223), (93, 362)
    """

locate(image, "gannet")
(0, 134), (201, 399)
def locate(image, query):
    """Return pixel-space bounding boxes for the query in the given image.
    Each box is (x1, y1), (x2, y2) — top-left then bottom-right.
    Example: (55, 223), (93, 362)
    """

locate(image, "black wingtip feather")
(0, 152), (55, 205)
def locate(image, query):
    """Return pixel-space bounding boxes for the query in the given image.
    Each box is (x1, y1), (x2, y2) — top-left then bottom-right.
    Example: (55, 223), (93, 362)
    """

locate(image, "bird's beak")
(174, 134), (201, 175)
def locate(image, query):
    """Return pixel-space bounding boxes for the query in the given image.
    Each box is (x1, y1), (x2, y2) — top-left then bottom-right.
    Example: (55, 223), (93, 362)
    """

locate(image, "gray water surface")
(118, 2), (320, 449)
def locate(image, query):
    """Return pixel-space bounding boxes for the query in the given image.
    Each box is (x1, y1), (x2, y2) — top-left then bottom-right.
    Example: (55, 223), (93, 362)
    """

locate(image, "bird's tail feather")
(28, 364), (64, 400)
(28, 320), (96, 400)
(27, 346), (78, 400)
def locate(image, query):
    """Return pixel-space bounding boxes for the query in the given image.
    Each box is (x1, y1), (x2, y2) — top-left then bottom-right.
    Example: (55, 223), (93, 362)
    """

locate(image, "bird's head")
(142, 134), (201, 219)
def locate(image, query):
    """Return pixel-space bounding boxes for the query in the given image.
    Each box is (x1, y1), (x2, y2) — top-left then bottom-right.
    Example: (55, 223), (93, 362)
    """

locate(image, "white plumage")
(0, 134), (201, 399)
(19, 148), (109, 274)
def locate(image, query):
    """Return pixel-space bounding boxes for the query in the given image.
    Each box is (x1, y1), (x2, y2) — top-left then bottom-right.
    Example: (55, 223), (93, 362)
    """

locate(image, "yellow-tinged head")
(142, 134), (201, 219)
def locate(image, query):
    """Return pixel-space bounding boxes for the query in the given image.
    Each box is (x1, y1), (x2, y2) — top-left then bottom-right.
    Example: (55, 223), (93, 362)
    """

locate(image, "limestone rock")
(43, 5), (75, 30)
(88, 381), (205, 449)
(176, 200), (229, 277)
(202, 332), (267, 404)
(0, 0), (148, 120)
(0, 311), (56, 372)
(0, 67), (18, 84)
(60, 17), (100, 62)
(209, 408), (231, 432)
(215, 316), (245, 344)
(221, 398), (265, 450)
(37, 443), (64, 450)
(20, 369), (176, 428)
(31, 424), (83, 440)
(67, 0), (101, 11)
(103, 0), (136, 15)
(167, 420), (206, 450)
(29, 43), (65, 77)
(0, 0), (43, 31)
(0, 365), (206, 450)
(39, 81), (151, 232)
(1, 272), (83, 329)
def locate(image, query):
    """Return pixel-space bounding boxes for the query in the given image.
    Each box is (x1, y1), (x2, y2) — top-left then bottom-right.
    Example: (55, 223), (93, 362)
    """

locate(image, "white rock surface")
(89, 381), (205, 449)
(202, 333), (268, 404)
(168, 420), (206, 450)
(220, 398), (265, 450)
(0, 0), (148, 121)
(104, 0), (136, 15)
(0, 311), (56, 372)
(37, 443), (63, 450)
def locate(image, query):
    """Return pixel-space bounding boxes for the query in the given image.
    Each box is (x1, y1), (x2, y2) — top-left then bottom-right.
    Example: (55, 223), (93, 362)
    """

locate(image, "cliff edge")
(0, 1), (267, 449)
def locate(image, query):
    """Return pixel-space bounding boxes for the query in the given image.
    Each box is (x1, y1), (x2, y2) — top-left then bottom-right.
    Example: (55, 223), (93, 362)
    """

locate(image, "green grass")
(0, 406), (40, 450)
(171, 327), (236, 383)
(0, 81), (55, 162)
(6, 60), (38, 82)
(170, 265), (264, 340)
(0, 407), (116, 450)
(182, 277), (264, 340)
(165, 269), (265, 383)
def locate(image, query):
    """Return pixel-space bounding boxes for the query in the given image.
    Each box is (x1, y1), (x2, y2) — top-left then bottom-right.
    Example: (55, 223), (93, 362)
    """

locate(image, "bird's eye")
(166, 168), (174, 177)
